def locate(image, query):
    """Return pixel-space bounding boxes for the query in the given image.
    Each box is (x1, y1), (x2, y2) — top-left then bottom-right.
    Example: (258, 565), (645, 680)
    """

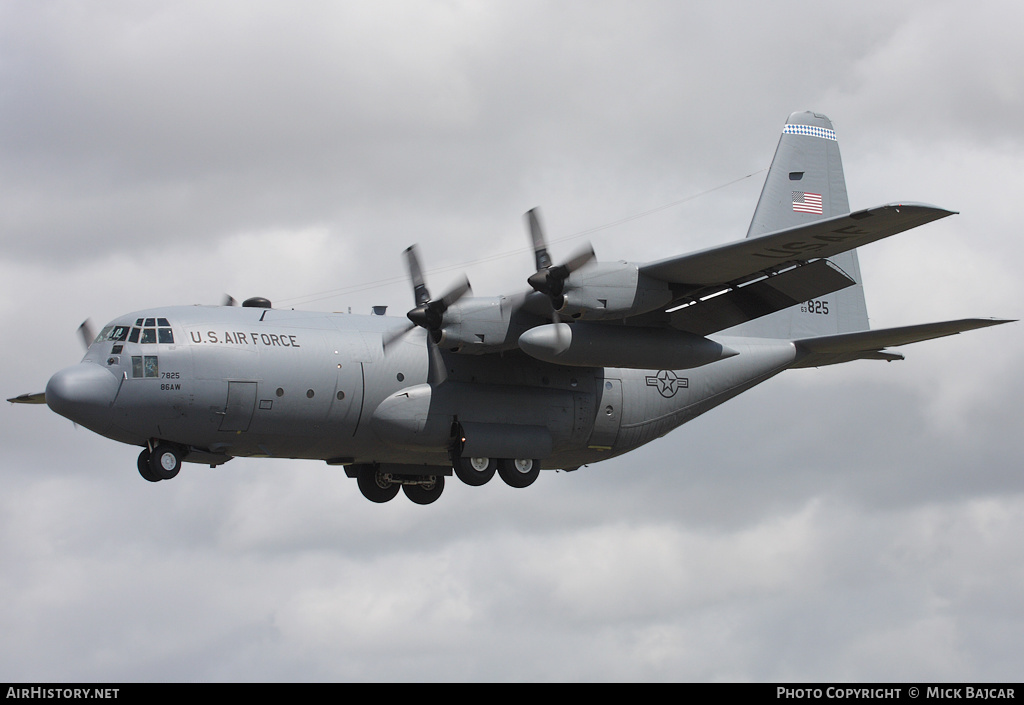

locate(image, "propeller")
(77, 319), (96, 351)
(383, 245), (472, 384)
(403, 245), (471, 340)
(523, 207), (595, 355)
(11, 319), (95, 404)
(525, 207), (595, 310)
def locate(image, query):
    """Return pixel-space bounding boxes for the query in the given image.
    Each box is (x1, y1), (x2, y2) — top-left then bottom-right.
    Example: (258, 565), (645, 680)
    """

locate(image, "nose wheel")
(137, 449), (160, 482)
(137, 444), (183, 482)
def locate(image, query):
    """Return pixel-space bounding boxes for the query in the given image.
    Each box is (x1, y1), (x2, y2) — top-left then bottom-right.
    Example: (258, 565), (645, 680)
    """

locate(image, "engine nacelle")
(557, 262), (673, 321)
(435, 293), (537, 353)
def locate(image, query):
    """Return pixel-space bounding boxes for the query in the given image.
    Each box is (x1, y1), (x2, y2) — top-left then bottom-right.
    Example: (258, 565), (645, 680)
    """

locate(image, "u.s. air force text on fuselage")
(188, 330), (301, 347)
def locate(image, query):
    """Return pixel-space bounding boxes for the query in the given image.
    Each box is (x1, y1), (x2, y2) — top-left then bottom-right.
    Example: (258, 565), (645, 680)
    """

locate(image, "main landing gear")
(496, 458), (540, 489)
(454, 456), (497, 486)
(353, 455), (541, 504)
(137, 443), (183, 483)
(356, 466), (445, 505)
(457, 456), (540, 489)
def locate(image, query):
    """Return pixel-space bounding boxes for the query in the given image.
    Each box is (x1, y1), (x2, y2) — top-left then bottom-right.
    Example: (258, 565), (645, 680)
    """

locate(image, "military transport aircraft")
(9, 111), (1013, 504)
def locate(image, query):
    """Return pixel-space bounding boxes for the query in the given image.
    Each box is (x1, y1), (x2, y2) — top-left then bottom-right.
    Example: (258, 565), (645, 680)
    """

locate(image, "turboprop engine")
(434, 293), (537, 353)
(554, 261), (674, 321)
(517, 322), (738, 369)
(524, 208), (673, 322)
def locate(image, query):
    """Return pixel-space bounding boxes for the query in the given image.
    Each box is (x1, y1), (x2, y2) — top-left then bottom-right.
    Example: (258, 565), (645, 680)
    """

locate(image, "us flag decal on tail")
(792, 191), (823, 214)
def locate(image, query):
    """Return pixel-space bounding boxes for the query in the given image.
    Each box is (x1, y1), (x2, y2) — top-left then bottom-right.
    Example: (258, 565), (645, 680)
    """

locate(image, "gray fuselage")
(47, 304), (798, 471)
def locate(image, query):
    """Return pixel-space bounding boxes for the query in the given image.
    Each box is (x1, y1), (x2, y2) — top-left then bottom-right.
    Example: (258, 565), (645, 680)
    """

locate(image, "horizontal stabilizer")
(791, 318), (1014, 367)
(641, 203), (955, 288)
(7, 392), (46, 404)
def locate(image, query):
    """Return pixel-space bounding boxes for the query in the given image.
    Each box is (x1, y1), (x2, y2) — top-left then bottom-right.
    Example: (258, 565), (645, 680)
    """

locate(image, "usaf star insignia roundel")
(645, 370), (688, 398)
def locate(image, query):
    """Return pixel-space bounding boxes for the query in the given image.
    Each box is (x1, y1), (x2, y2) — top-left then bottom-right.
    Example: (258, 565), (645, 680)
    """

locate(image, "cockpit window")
(95, 325), (131, 343)
(127, 319), (175, 344)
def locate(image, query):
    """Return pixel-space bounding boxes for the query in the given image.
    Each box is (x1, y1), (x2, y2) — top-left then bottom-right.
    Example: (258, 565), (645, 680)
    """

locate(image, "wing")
(642, 203), (953, 286)
(633, 203), (955, 335)
(429, 203), (958, 351)
(790, 318), (1015, 367)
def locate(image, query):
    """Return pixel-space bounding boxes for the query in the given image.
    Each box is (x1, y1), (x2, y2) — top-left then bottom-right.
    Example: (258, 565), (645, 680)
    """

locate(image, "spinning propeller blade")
(401, 245), (472, 338)
(404, 245), (431, 307)
(528, 208), (552, 271)
(77, 319), (96, 351)
(524, 207), (595, 305)
(384, 245), (472, 386)
(381, 320), (416, 350)
(7, 392), (46, 405)
(524, 207), (595, 349)
(12, 317), (101, 404)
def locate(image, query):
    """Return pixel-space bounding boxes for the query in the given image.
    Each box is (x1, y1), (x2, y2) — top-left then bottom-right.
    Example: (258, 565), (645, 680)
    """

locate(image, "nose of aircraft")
(45, 363), (120, 429)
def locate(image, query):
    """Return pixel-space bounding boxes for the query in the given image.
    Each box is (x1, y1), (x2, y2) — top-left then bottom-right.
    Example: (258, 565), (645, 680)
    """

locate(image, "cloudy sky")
(1, 0), (1021, 682)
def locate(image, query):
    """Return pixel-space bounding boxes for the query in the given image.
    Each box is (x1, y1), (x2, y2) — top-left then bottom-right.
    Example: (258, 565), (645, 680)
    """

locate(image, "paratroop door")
(220, 381), (257, 432)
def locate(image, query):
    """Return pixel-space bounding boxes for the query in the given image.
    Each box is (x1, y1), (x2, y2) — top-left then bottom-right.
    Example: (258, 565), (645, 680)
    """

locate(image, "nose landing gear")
(136, 443), (184, 483)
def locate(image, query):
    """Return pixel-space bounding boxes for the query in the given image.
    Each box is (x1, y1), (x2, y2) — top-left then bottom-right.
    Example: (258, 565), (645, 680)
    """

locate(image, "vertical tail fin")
(726, 111), (869, 339)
